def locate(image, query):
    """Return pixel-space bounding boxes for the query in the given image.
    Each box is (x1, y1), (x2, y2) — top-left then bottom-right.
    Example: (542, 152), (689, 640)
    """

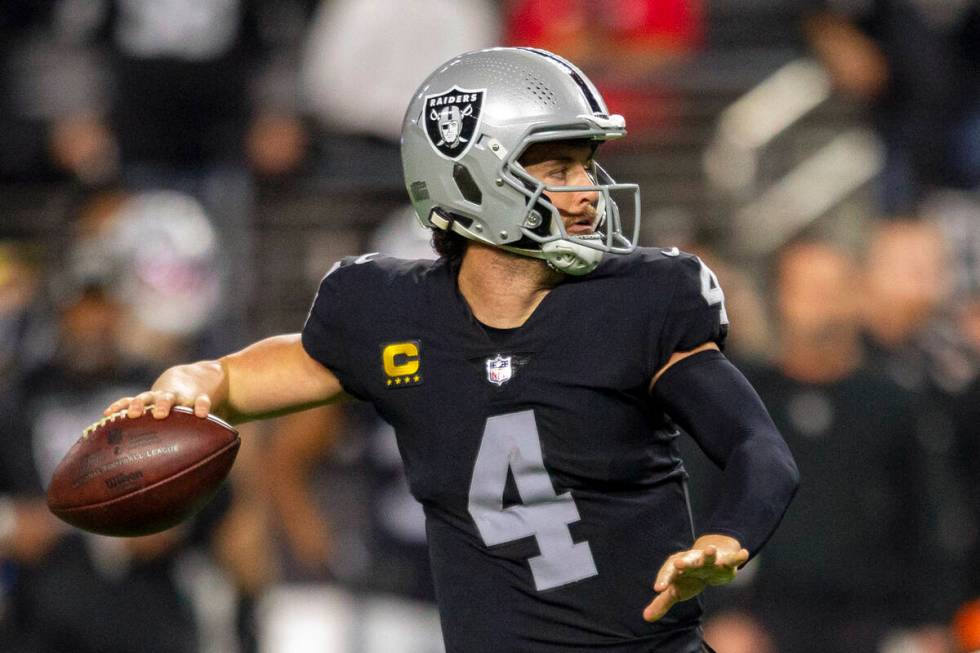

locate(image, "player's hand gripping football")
(643, 534), (749, 622)
(105, 390), (212, 420)
(104, 361), (226, 420)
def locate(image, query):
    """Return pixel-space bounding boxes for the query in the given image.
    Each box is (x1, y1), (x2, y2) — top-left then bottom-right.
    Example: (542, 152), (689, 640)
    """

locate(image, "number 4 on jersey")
(697, 257), (729, 326)
(468, 410), (598, 591)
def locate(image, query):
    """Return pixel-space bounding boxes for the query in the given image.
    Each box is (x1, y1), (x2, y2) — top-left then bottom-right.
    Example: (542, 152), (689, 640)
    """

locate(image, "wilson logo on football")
(423, 86), (485, 160)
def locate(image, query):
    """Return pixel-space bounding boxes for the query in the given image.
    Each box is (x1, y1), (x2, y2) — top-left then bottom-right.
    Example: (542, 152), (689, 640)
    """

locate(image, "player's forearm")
(112, 335), (344, 425)
(148, 346), (283, 423)
(701, 435), (798, 556)
(218, 334), (346, 423)
(653, 349), (799, 556)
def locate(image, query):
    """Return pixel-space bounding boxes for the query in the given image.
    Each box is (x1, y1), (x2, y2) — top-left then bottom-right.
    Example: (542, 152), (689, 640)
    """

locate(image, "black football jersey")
(302, 248), (728, 653)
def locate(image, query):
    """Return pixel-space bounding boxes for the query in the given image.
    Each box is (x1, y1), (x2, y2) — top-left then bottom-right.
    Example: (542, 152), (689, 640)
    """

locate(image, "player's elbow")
(766, 434), (800, 504)
(781, 448), (801, 500)
(739, 426), (799, 514)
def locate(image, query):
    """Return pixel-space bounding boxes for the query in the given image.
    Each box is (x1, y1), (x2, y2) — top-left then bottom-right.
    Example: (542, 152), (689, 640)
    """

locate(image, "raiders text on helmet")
(400, 47), (641, 275)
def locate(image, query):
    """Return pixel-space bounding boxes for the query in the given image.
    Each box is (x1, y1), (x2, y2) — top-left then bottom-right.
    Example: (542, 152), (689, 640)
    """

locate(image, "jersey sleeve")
(301, 258), (369, 401)
(648, 254), (730, 376)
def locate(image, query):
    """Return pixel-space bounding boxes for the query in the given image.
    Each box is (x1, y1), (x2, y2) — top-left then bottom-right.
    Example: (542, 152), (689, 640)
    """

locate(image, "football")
(46, 406), (240, 537)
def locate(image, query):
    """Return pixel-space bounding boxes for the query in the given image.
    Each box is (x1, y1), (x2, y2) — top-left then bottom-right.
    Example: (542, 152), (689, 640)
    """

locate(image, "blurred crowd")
(0, 1), (978, 653)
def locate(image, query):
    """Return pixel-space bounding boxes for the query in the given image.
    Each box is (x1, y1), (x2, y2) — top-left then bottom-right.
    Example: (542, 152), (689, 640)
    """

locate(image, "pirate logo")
(423, 86), (485, 160)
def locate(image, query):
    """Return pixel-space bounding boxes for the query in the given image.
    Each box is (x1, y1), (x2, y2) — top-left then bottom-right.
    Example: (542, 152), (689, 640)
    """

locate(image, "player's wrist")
(152, 361), (225, 407)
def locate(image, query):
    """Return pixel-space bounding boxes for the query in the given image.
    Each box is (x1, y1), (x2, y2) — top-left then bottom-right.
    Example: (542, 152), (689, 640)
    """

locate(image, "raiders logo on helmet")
(423, 86), (485, 160)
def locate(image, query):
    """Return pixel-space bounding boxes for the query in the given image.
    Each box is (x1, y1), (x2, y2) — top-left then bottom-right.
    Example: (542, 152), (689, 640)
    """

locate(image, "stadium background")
(0, 1), (978, 652)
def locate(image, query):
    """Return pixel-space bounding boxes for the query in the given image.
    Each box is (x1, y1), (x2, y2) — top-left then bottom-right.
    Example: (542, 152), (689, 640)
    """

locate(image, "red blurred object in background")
(954, 599), (980, 653)
(506, 0), (702, 53)
(505, 0), (703, 137)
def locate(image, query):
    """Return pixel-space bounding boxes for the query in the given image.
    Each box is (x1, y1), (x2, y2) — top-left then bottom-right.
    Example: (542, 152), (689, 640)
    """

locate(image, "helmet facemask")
(493, 127), (641, 275)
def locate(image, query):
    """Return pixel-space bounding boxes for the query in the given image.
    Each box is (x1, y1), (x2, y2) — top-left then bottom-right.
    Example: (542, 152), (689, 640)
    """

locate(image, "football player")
(106, 48), (798, 652)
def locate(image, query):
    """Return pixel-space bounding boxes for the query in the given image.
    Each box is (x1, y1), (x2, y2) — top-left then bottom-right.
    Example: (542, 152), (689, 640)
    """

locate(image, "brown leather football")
(46, 406), (240, 537)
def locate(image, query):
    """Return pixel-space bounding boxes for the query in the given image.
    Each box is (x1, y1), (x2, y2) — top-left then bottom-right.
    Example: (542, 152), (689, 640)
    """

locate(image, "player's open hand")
(643, 534), (749, 623)
(104, 390), (212, 420)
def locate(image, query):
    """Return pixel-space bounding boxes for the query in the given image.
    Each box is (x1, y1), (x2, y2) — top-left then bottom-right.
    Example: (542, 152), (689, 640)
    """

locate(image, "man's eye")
(548, 168), (568, 180)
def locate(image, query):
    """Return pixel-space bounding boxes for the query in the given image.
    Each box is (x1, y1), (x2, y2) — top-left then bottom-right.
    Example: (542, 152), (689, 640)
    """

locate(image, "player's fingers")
(700, 545), (717, 567)
(706, 568), (737, 586)
(734, 548), (750, 566)
(127, 392), (155, 418)
(193, 394), (212, 418)
(674, 549), (704, 572)
(151, 392), (175, 419)
(105, 397), (134, 416)
(643, 586), (678, 622)
(717, 547), (749, 569)
(654, 559), (678, 592)
(701, 549), (749, 587)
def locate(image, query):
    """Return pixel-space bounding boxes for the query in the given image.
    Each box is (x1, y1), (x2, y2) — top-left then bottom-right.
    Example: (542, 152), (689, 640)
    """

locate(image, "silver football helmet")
(401, 47), (640, 275)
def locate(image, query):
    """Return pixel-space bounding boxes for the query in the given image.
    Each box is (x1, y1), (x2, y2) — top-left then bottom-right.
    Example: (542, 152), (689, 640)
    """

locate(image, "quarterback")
(106, 48), (798, 652)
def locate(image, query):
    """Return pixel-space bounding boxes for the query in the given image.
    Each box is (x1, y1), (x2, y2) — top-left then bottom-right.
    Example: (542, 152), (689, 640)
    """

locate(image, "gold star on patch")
(413, 375), (420, 382)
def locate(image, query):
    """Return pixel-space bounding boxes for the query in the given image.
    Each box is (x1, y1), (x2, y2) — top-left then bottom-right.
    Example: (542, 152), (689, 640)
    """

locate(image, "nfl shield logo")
(485, 354), (512, 386)
(423, 86), (485, 160)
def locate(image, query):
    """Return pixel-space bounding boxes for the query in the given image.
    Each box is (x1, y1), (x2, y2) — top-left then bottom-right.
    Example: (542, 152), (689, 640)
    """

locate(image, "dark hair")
(432, 227), (468, 266)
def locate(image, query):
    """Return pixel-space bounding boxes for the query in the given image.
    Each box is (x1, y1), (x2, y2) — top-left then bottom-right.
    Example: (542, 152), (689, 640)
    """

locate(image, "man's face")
(776, 242), (860, 345)
(60, 287), (123, 373)
(520, 141), (599, 235)
(862, 222), (950, 345)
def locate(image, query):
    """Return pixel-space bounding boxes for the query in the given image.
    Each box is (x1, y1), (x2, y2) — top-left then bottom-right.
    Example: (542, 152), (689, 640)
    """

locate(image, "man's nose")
(570, 167), (598, 203)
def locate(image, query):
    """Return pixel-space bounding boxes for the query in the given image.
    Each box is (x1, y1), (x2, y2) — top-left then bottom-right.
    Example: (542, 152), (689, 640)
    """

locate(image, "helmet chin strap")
(525, 199), (605, 275)
(494, 234), (603, 276)
(435, 209), (604, 276)
(541, 235), (604, 275)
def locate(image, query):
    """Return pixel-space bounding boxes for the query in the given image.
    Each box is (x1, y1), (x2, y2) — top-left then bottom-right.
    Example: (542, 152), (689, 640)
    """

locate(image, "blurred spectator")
(267, 406), (342, 579)
(923, 191), (980, 382)
(505, 0), (703, 135)
(50, 188), (227, 363)
(43, 0), (314, 353)
(861, 219), (977, 621)
(0, 223), (196, 653)
(300, 0), (498, 184)
(46, 0), (310, 181)
(861, 219), (955, 389)
(0, 1), (75, 180)
(206, 418), (280, 653)
(703, 239), (925, 652)
(803, 0), (980, 213)
(0, 234), (46, 391)
(702, 609), (776, 653)
(959, 378), (980, 598)
(0, 194), (272, 653)
(903, 202), (980, 606)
